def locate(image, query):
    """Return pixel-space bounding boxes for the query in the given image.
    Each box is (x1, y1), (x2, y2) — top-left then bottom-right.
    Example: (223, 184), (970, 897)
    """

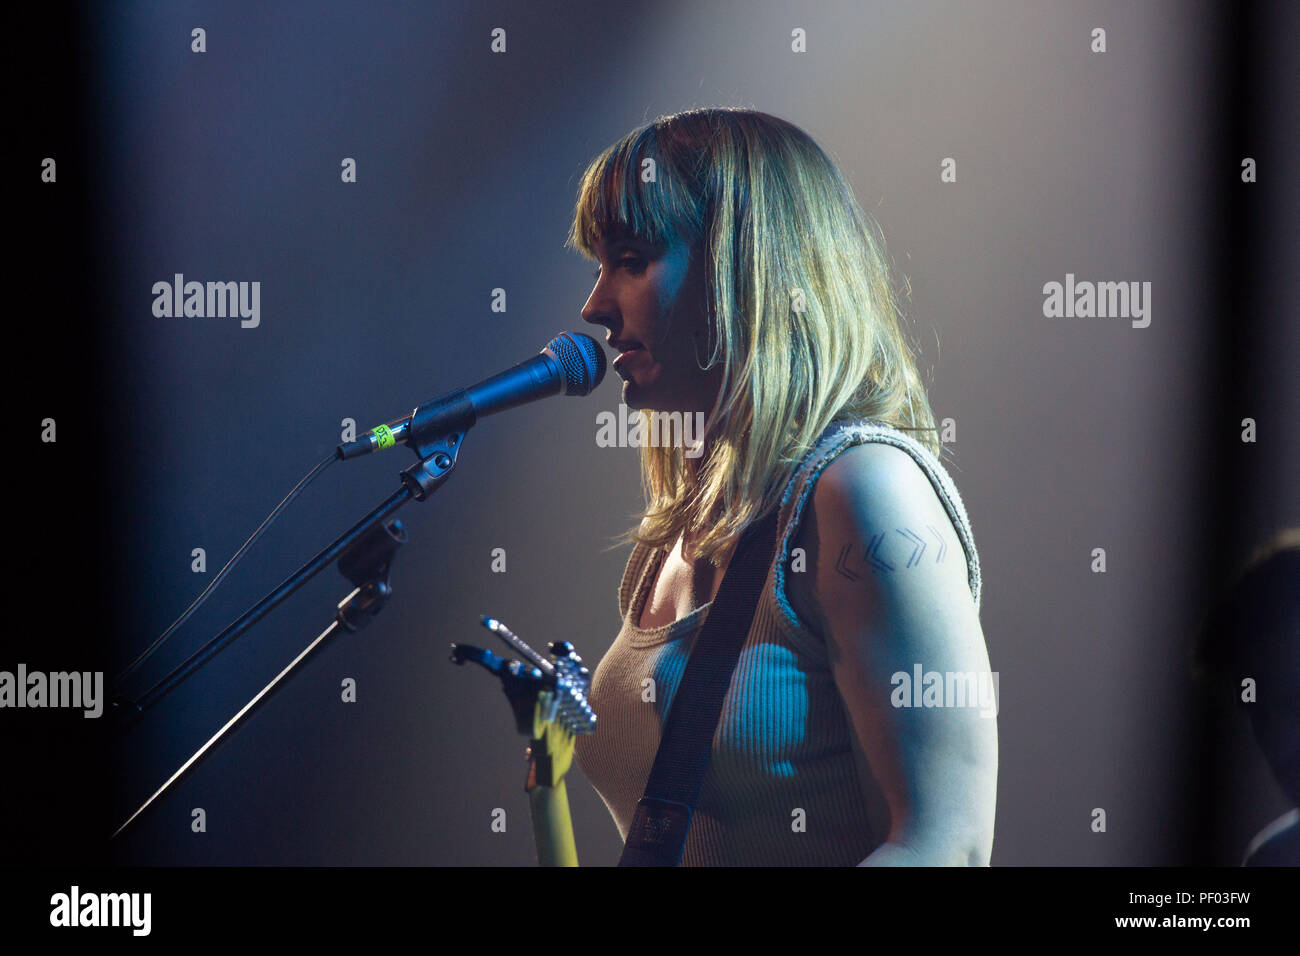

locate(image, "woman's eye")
(593, 257), (647, 280)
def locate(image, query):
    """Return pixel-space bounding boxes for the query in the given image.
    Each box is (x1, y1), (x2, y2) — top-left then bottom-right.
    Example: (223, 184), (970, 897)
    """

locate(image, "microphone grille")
(548, 331), (606, 395)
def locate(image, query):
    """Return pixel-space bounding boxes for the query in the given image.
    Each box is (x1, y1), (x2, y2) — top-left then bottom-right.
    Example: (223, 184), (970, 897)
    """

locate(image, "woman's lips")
(613, 346), (646, 370)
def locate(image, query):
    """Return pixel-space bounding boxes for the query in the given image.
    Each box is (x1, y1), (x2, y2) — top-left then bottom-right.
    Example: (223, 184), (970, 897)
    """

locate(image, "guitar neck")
(527, 777), (578, 867)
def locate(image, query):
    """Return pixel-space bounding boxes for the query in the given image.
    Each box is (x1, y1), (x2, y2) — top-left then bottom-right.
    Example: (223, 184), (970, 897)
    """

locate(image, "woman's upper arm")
(795, 442), (998, 864)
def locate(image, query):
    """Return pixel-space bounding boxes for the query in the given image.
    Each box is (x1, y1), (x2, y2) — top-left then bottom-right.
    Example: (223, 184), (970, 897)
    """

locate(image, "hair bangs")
(567, 125), (703, 258)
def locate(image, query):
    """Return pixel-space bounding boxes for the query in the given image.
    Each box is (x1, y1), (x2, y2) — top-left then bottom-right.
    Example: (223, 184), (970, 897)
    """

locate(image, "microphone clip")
(400, 426), (468, 501)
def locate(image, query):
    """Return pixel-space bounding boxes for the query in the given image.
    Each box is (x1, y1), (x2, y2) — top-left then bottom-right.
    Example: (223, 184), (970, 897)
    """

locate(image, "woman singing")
(568, 108), (996, 865)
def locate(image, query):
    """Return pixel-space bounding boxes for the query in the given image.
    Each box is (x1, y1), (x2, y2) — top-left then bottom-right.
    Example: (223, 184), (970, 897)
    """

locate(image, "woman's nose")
(580, 284), (613, 328)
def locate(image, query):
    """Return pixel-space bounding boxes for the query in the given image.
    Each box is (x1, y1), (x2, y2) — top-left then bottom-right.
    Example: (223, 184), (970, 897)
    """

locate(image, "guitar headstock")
(450, 617), (597, 739)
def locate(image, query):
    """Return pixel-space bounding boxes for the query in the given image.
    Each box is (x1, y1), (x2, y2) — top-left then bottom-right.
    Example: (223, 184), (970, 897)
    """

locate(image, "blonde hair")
(566, 107), (940, 563)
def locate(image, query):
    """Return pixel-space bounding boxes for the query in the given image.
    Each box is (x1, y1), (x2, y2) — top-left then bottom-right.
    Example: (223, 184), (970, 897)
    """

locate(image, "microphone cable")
(112, 450), (339, 690)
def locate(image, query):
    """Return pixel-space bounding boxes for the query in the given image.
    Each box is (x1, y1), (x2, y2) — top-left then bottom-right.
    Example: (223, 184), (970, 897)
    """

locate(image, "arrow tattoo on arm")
(833, 524), (948, 581)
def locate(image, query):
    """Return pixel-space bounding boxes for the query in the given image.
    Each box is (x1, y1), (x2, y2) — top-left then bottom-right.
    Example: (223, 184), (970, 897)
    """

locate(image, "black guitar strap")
(617, 505), (782, 867)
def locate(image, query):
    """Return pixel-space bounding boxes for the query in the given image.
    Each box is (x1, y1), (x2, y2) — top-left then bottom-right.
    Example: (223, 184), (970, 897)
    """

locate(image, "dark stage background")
(8, 0), (1297, 871)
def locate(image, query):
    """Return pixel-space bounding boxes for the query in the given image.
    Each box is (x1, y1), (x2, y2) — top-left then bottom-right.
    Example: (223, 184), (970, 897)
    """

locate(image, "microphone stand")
(110, 410), (472, 841)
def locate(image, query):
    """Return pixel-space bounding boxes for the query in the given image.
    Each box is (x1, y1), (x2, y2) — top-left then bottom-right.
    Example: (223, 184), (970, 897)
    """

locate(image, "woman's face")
(581, 232), (722, 414)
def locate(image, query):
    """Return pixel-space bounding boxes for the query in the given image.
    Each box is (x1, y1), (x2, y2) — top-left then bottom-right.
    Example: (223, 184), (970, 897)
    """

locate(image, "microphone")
(338, 331), (607, 459)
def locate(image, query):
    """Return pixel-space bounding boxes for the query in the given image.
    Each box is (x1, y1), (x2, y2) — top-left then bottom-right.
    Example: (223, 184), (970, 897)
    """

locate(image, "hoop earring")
(693, 326), (718, 371)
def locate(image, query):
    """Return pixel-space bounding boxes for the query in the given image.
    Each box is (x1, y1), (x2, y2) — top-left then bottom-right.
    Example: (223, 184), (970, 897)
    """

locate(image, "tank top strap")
(618, 535), (655, 621)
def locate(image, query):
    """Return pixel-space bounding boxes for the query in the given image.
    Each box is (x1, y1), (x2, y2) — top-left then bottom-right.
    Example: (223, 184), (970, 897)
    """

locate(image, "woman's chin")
(620, 375), (659, 408)
(621, 385), (649, 410)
